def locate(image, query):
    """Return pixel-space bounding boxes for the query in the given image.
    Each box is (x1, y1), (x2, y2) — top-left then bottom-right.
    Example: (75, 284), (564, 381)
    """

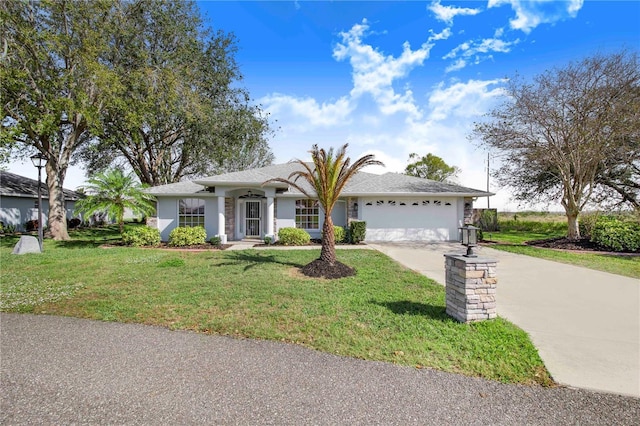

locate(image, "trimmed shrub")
(169, 226), (207, 247)
(349, 221), (367, 244)
(67, 218), (81, 229)
(278, 227), (311, 246)
(322, 225), (346, 243)
(578, 212), (601, 239)
(209, 236), (222, 247)
(263, 235), (273, 245)
(122, 226), (161, 247)
(591, 216), (640, 252)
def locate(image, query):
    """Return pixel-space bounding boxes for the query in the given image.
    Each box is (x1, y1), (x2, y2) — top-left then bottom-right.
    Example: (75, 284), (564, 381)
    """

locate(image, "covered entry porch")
(218, 187), (275, 243)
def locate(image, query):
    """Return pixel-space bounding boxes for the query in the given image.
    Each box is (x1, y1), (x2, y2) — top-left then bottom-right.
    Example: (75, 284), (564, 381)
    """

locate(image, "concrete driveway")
(369, 242), (640, 398)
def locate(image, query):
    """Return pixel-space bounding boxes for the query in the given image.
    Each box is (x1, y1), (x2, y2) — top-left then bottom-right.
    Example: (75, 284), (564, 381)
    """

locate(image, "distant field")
(498, 211), (566, 223)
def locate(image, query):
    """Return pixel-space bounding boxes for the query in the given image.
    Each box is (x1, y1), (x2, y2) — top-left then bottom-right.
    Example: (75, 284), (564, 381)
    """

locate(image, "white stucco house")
(146, 162), (492, 243)
(0, 171), (82, 231)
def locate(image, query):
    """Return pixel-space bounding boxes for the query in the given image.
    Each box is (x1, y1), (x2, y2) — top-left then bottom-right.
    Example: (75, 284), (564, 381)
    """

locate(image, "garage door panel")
(361, 197), (458, 242)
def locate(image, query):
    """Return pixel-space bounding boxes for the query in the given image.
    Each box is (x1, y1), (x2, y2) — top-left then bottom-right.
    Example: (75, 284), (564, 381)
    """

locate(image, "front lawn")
(1, 228), (551, 386)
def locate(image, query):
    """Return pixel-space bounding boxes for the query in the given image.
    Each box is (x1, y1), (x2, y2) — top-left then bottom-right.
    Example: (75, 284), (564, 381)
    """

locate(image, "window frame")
(178, 198), (205, 228)
(295, 199), (320, 230)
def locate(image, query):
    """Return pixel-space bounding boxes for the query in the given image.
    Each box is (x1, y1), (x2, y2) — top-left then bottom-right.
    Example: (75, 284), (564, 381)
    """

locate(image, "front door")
(245, 201), (261, 238)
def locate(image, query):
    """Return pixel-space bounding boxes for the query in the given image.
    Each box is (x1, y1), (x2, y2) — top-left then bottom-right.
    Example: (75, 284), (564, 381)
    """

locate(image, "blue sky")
(9, 1), (639, 210)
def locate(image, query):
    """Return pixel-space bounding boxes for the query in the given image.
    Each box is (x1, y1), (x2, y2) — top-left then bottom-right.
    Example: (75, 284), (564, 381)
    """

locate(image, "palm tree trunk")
(320, 214), (337, 265)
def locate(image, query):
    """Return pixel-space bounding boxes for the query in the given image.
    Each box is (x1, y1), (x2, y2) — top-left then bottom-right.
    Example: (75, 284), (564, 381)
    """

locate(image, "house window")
(179, 198), (205, 227)
(295, 199), (319, 229)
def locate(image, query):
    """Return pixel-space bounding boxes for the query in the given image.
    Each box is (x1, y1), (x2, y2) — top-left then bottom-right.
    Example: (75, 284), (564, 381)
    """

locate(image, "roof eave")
(192, 180), (288, 188)
(341, 191), (495, 197)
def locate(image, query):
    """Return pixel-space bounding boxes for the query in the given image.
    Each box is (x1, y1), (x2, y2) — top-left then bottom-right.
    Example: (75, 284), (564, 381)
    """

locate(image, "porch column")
(266, 196), (275, 237)
(217, 190), (227, 244)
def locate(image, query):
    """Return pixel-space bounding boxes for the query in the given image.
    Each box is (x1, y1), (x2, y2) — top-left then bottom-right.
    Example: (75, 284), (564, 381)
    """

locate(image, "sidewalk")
(369, 242), (640, 398)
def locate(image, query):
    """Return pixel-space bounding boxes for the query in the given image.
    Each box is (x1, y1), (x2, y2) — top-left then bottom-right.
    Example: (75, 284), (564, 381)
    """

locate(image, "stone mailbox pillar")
(444, 254), (498, 323)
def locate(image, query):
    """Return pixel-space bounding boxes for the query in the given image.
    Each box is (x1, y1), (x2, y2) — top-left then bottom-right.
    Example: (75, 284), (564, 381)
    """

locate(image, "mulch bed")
(523, 237), (639, 255)
(300, 259), (356, 279)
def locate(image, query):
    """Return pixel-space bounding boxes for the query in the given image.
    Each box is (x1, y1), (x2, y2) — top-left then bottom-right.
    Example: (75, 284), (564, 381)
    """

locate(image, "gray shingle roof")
(147, 163), (492, 197)
(343, 172), (491, 196)
(145, 180), (208, 196)
(0, 171), (83, 200)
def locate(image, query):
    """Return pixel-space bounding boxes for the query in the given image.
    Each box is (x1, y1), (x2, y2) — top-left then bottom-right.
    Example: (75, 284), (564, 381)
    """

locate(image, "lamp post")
(459, 224), (479, 257)
(30, 153), (48, 252)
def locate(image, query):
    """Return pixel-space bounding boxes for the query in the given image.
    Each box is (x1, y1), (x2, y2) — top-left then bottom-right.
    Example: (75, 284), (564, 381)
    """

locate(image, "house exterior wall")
(0, 195), (76, 231)
(272, 197), (348, 240)
(153, 193), (472, 243)
(331, 200), (347, 228)
(274, 198), (296, 237)
(155, 196), (219, 241)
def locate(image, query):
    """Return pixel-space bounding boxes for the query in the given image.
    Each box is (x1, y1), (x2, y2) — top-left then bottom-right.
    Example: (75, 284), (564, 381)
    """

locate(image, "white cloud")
(443, 37), (519, 71)
(488, 0), (584, 33)
(428, 27), (452, 42)
(333, 19), (432, 119)
(259, 93), (353, 129)
(445, 58), (467, 73)
(428, 0), (481, 25)
(428, 79), (506, 121)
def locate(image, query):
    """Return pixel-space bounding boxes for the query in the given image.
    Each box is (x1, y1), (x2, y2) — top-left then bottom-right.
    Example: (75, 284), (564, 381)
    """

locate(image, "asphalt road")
(1, 313), (638, 425)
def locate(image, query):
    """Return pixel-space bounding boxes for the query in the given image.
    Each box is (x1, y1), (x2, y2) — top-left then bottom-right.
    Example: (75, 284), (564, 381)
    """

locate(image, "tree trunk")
(320, 214), (337, 265)
(45, 165), (70, 241)
(566, 211), (581, 240)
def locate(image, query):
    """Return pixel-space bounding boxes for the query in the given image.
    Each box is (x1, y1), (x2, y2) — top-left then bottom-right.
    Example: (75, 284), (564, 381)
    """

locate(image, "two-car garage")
(360, 197), (461, 242)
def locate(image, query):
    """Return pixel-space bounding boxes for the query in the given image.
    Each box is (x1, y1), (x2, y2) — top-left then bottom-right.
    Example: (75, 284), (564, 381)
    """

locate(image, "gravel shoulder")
(1, 313), (638, 425)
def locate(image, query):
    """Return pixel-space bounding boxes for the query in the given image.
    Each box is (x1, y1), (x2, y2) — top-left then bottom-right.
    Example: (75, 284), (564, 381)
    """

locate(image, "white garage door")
(361, 198), (459, 242)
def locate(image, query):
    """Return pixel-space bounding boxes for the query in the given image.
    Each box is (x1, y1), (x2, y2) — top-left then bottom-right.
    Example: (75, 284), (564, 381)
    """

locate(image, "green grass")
(483, 218), (640, 278)
(487, 220), (567, 244)
(0, 227), (552, 386)
(488, 244), (640, 278)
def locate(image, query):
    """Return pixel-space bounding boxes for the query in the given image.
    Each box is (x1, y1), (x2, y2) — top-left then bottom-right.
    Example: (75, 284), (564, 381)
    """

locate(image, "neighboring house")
(0, 171), (82, 231)
(147, 163), (493, 243)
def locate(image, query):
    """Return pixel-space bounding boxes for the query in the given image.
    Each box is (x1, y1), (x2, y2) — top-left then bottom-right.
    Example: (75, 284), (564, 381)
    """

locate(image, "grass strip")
(487, 244), (640, 279)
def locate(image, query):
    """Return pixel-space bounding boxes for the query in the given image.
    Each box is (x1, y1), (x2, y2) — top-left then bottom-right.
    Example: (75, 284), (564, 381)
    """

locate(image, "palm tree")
(267, 144), (383, 277)
(74, 169), (156, 234)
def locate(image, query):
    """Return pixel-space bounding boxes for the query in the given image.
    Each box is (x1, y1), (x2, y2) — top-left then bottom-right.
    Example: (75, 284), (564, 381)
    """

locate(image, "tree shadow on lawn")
(216, 250), (307, 271)
(371, 299), (450, 321)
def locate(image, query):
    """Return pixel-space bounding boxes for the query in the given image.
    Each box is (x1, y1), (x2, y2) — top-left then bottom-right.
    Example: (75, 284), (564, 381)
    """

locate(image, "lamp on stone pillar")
(30, 152), (48, 252)
(459, 224), (479, 257)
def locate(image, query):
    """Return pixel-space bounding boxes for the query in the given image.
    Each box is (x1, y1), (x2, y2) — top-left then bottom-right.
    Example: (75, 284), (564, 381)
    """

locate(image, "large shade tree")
(266, 144), (383, 278)
(74, 169), (156, 233)
(471, 51), (640, 239)
(404, 153), (461, 182)
(77, 0), (274, 185)
(2, 1), (273, 245)
(1, 0), (116, 240)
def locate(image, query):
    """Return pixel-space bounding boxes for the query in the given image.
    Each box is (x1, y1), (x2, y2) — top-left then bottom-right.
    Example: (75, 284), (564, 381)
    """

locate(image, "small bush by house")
(591, 216), (640, 252)
(122, 226), (161, 247)
(349, 221), (366, 244)
(278, 227), (311, 246)
(169, 226), (207, 247)
(322, 225), (346, 243)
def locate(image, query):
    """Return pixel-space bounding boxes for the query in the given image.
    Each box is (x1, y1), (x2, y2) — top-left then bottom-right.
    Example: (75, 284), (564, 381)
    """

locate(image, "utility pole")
(486, 152), (490, 209)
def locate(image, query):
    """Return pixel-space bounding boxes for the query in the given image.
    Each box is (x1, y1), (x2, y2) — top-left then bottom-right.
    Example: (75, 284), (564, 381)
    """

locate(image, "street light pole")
(30, 153), (48, 252)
